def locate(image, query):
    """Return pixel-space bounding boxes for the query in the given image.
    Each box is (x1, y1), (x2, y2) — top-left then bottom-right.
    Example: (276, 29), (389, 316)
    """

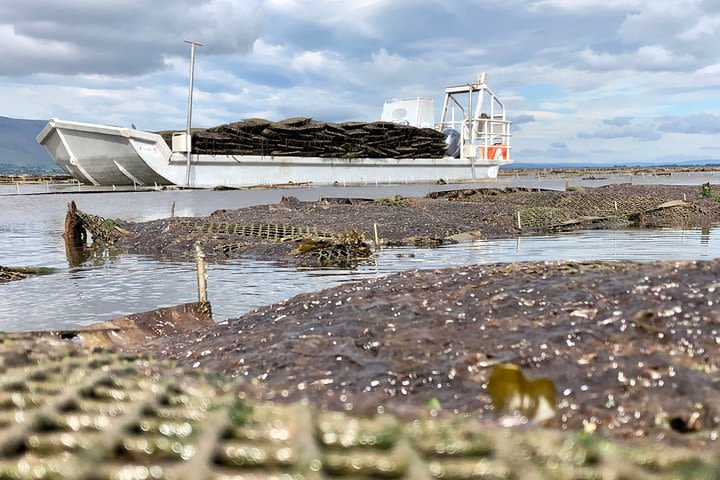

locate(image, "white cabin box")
(172, 132), (191, 153)
(381, 98), (435, 128)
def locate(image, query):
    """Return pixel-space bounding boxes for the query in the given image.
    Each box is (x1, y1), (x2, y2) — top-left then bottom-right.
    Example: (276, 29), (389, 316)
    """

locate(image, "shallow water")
(1, 184), (719, 332)
(1, 227), (718, 332)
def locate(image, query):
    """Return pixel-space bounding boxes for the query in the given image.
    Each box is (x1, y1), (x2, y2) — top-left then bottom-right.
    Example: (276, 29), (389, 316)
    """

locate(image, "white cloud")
(251, 39), (290, 64)
(578, 45), (696, 72)
(292, 51), (342, 73)
(3, 0), (720, 165)
(0, 0), (265, 76)
(677, 15), (720, 41)
(528, 0), (643, 11)
(578, 124), (662, 141)
(265, 0), (398, 36)
(658, 114), (720, 135)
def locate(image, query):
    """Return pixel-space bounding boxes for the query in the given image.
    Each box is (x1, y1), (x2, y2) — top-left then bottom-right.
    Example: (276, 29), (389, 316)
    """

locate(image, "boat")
(36, 73), (512, 188)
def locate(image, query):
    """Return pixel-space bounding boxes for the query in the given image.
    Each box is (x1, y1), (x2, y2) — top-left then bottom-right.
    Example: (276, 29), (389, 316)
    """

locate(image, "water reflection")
(2, 182), (720, 332)
(0, 228), (718, 332)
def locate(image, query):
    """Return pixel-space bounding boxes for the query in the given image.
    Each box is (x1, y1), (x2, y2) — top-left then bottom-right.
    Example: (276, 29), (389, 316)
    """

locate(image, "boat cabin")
(437, 73), (511, 162)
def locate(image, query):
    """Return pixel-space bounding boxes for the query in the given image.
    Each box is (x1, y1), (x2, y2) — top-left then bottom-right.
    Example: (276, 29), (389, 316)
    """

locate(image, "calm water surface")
(1, 184), (718, 331)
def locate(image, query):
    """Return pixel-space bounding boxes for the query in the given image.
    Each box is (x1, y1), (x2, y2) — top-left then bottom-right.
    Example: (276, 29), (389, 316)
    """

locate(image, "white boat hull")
(37, 119), (512, 188)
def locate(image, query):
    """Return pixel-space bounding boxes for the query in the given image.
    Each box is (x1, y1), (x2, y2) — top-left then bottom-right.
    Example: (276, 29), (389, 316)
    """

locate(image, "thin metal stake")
(195, 241), (208, 304)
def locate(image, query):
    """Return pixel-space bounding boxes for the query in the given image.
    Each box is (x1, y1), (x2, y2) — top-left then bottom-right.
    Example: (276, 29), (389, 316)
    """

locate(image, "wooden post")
(516, 211), (522, 230)
(64, 201), (87, 247)
(373, 223), (381, 251)
(171, 201), (176, 218)
(195, 242), (208, 304)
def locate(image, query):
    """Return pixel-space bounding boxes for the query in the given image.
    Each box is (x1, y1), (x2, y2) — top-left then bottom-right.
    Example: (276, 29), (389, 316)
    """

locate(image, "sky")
(1, 0), (719, 165)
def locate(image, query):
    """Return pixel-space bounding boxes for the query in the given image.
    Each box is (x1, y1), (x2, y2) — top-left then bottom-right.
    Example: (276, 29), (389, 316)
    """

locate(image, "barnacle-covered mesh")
(0, 333), (717, 479)
(435, 188), (704, 229)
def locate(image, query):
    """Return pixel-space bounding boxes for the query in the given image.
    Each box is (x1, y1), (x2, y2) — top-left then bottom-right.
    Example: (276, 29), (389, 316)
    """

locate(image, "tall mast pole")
(184, 39), (203, 187)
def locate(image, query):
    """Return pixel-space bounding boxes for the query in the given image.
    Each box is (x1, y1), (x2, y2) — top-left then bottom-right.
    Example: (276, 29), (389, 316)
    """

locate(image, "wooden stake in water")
(614, 201), (618, 212)
(683, 193), (687, 201)
(195, 241), (208, 304)
(516, 211), (522, 230)
(15, 183), (19, 195)
(373, 222), (380, 251)
(170, 201), (176, 218)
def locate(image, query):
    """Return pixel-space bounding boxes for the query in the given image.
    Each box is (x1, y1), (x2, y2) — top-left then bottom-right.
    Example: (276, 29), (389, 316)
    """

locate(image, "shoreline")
(500, 164), (720, 177)
(0, 172), (72, 184)
(87, 183), (720, 267)
(1, 163), (719, 188)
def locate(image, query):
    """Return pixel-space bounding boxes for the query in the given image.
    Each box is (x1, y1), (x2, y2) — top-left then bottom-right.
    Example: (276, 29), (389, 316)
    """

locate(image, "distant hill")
(0, 116), (53, 165)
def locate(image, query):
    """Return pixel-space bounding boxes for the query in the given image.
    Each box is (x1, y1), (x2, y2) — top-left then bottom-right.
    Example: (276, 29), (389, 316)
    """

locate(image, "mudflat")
(109, 184), (720, 267)
(56, 183), (720, 451)
(138, 259), (720, 450)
